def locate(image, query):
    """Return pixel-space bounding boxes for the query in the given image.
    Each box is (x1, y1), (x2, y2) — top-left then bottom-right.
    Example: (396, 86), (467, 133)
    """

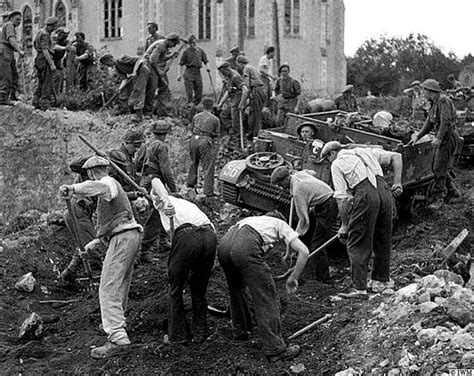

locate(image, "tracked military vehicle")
(219, 111), (463, 217)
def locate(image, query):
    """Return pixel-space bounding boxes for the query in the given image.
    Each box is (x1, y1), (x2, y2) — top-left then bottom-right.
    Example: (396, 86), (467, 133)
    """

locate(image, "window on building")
(198, 0), (211, 40)
(55, 1), (67, 27)
(104, 0), (122, 39)
(22, 5), (33, 55)
(284, 0), (300, 36)
(246, 0), (255, 38)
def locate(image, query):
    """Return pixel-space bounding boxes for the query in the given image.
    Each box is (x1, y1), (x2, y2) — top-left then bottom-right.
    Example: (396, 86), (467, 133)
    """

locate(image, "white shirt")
(73, 176), (117, 201)
(236, 216), (299, 246)
(258, 55), (273, 77)
(153, 196), (213, 233)
(331, 148), (394, 200)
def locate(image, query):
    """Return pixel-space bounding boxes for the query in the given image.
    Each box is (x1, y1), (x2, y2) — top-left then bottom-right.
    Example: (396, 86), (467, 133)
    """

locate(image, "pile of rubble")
(337, 269), (474, 375)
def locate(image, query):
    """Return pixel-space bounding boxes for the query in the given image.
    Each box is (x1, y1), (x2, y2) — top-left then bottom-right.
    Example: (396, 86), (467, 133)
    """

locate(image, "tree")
(347, 34), (462, 96)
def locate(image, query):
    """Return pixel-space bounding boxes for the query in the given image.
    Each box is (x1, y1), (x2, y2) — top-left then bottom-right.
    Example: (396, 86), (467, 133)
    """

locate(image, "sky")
(344, 0), (474, 58)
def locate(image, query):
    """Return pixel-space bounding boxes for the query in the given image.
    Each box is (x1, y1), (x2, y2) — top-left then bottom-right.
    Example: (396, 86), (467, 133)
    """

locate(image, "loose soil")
(0, 105), (473, 375)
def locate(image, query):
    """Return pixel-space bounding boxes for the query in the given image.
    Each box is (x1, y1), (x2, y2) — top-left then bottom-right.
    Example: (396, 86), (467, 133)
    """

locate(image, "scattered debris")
(14, 272), (36, 292)
(18, 313), (44, 339)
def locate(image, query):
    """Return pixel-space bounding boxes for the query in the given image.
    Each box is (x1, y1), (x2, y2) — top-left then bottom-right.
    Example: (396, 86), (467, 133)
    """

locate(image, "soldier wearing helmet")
(59, 155), (143, 359)
(408, 78), (460, 210)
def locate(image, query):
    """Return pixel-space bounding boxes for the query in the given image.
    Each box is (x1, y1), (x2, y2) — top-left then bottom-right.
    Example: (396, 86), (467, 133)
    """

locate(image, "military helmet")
(421, 79), (441, 93)
(149, 120), (172, 135)
(45, 16), (59, 25)
(124, 129), (144, 143)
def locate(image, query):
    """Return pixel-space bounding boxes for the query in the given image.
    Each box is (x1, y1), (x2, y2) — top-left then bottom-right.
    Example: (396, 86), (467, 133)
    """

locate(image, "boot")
(445, 181), (461, 201)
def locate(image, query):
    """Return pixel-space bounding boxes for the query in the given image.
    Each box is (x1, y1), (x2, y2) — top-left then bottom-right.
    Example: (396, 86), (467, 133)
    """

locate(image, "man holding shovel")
(60, 156), (142, 359)
(217, 211), (309, 362)
(271, 166), (339, 281)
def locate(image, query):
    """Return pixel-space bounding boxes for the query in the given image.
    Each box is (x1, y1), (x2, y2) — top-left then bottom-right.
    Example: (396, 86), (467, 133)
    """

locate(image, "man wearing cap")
(178, 34), (210, 106)
(258, 46), (275, 107)
(73, 32), (96, 91)
(145, 22), (165, 51)
(217, 211), (308, 362)
(216, 61), (249, 137)
(108, 129), (144, 192)
(146, 33), (180, 116)
(150, 178), (217, 345)
(226, 46), (243, 75)
(135, 120), (177, 264)
(51, 27), (72, 94)
(403, 80), (429, 121)
(0, 10), (24, 105)
(59, 156), (142, 359)
(320, 141), (403, 298)
(272, 64), (302, 127)
(236, 55), (265, 140)
(33, 16), (59, 109)
(297, 122), (317, 142)
(100, 53), (152, 117)
(408, 79), (460, 210)
(447, 74), (462, 90)
(271, 166), (338, 281)
(187, 97), (220, 197)
(335, 84), (359, 113)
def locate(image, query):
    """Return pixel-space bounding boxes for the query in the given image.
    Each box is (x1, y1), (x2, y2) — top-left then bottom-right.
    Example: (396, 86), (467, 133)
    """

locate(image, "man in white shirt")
(258, 46), (275, 107)
(150, 178), (217, 345)
(217, 212), (309, 362)
(320, 142), (403, 298)
(271, 167), (339, 281)
(60, 156), (142, 359)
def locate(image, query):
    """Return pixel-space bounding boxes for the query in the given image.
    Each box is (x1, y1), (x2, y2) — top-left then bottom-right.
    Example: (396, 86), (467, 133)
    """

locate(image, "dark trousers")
(187, 136), (216, 196)
(261, 75), (271, 108)
(168, 224), (217, 341)
(347, 177), (392, 290)
(141, 208), (170, 254)
(77, 63), (96, 91)
(432, 132), (459, 199)
(184, 71), (203, 105)
(248, 86), (265, 139)
(34, 54), (55, 106)
(118, 64), (150, 111)
(0, 47), (13, 99)
(217, 225), (286, 356)
(300, 197), (339, 280)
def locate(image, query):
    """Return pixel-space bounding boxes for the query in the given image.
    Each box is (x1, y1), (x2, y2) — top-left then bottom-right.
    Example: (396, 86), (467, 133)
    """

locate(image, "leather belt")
(109, 227), (139, 241)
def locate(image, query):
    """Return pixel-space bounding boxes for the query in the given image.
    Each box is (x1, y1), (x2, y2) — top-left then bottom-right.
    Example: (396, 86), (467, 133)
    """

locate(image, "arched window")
(55, 1), (67, 27)
(22, 5), (33, 55)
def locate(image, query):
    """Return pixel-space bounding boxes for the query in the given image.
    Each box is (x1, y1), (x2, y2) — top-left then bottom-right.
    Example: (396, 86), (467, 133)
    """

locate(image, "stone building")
(2, 0), (346, 96)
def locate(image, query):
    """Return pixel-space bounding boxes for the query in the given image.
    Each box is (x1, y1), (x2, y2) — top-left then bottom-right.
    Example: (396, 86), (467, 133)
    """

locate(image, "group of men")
(0, 11), (96, 107)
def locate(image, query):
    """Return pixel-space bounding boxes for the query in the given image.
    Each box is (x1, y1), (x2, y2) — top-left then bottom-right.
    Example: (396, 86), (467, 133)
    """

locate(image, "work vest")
(96, 178), (134, 238)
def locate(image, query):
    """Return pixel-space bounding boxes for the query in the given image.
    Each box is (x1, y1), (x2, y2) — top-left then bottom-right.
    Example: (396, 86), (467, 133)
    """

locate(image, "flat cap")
(1, 12), (10, 19)
(373, 111), (393, 128)
(147, 22), (158, 28)
(82, 156), (110, 169)
(165, 32), (180, 41)
(8, 10), (21, 20)
(343, 84), (354, 93)
(150, 120), (172, 134)
(270, 166), (290, 185)
(99, 54), (114, 64)
(124, 129), (144, 143)
(411, 80), (421, 87)
(320, 141), (342, 162)
(229, 46), (240, 53)
(217, 61), (231, 70)
(421, 79), (441, 93)
(236, 55), (248, 64)
(45, 16), (59, 25)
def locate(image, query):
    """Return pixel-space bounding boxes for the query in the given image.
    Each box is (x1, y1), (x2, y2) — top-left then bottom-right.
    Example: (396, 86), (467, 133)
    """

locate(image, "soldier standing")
(52, 27), (71, 95)
(33, 16), (59, 109)
(187, 97), (220, 197)
(216, 62), (249, 137)
(258, 46), (275, 107)
(135, 121), (177, 265)
(73, 32), (96, 91)
(335, 84), (360, 113)
(408, 79), (461, 210)
(146, 33), (180, 116)
(178, 34), (210, 106)
(60, 156), (142, 359)
(226, 46), (243, 75)
(0, 10), (24, 105)
(236, 55), (265, 140)
(272, 64), (301, 127)
(145, 22), (165, 51)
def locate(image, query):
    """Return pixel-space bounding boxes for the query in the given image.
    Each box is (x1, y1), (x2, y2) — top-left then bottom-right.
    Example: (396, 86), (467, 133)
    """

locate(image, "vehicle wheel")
(245, 152), (285, 174)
